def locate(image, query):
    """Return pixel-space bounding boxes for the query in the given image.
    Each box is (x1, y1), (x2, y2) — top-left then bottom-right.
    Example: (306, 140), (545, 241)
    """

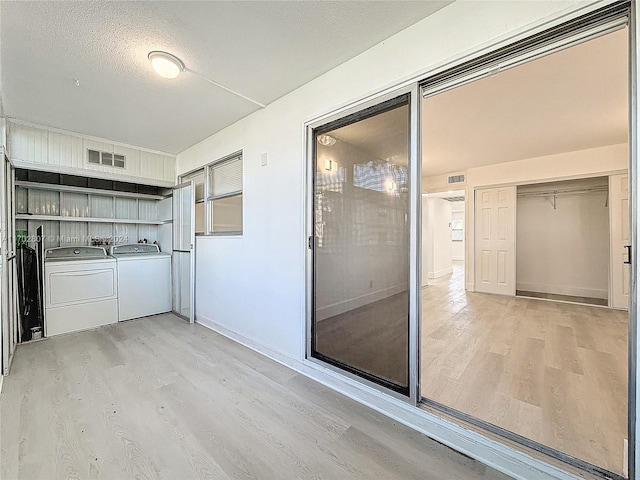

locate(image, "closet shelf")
(15, 214), (171, 225)
(15, 181), (167, 200)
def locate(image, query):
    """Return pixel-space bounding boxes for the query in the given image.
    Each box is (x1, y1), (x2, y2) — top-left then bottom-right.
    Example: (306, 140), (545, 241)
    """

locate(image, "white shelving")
(15, 181), (165, 200)
(15, 215), (167, 225)
(16, 181), (172, 248)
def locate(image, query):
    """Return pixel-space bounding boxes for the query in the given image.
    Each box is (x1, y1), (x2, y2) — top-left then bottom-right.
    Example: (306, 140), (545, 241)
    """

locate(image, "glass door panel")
(172, 181), (195, 322)
(312, 95), (411, 394)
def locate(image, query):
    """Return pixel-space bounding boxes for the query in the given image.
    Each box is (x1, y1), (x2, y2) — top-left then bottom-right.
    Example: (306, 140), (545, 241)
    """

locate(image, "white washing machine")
(44, 246), (118, 336)
(110, 244), (171, 321)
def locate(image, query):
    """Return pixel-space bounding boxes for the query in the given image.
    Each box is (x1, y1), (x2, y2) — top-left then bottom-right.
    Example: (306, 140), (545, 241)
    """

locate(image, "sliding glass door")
(309, 93), (414, 395)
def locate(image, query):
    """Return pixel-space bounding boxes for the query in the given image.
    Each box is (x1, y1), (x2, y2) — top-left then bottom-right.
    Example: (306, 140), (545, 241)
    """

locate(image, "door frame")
(418, 3), (635, 479)
(304, 82), (421, 404)
(303, 2), (638, 479)
(1, 148), (16, 376)
(172, 180), (195, 323)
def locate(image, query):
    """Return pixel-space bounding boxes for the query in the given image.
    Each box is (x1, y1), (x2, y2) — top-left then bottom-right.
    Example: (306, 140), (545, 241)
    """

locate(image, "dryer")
(44, 246), (118, 336)
(110, 244), (171, 321)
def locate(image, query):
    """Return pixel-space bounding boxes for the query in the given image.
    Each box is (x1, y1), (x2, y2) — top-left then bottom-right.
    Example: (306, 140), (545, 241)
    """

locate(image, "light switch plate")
(261, 152), (268, 166)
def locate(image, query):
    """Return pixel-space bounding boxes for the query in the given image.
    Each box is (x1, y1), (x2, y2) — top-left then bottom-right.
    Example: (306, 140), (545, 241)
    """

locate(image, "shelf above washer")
(15, 214), (170, 225)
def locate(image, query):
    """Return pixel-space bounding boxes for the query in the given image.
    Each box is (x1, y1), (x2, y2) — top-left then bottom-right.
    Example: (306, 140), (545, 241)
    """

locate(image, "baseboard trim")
(316, 284), (406, 321)
(428, 266), (453, 279)
(516, 282), (607, 300)
(195, 314), (585, 480)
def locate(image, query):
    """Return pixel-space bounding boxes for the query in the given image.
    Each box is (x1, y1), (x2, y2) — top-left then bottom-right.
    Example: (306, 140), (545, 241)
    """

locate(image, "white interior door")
(172, 181), (195, 323)
(610, 173), (629, 309)
(474, 186), (516, 296)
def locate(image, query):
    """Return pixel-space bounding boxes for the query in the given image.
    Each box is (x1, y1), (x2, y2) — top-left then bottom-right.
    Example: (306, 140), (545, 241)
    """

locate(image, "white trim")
(195, 314), (586, 480)
(7, 118), (176, 157)
(11, 160), (175, 188)
(516, 282), (608, 300)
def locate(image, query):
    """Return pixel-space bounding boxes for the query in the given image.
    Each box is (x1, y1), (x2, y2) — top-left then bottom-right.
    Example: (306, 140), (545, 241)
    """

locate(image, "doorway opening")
(420, 25), (629, 478)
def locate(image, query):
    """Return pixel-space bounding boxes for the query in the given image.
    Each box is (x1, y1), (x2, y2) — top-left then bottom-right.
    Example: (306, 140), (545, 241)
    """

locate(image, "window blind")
(208, 155), (242, 198)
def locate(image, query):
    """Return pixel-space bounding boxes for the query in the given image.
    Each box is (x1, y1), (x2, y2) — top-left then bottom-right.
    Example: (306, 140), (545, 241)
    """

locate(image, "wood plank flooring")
(1, 314), (508, 480)
(422, 262), (628, 476)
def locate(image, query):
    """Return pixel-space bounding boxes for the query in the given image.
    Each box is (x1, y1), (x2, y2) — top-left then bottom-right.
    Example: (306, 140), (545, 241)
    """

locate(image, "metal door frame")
(418, 2), (635, 479)
(172, 180), (195, 323)
(304, 82), (421, 404)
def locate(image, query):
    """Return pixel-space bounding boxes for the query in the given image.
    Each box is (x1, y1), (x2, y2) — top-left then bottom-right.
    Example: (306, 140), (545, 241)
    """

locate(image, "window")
(181, 168), (205, 234)
(207, 153), (243, 234)
(179, 152), (243, 236)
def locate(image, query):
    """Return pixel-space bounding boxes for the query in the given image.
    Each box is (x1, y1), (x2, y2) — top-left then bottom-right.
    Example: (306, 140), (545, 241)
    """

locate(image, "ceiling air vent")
(87, 149), (126, 169)
(447, 173), (466, 185)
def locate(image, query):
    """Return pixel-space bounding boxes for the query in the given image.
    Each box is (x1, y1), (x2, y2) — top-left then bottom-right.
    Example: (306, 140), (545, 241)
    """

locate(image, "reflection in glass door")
(311, 94), (412, 394)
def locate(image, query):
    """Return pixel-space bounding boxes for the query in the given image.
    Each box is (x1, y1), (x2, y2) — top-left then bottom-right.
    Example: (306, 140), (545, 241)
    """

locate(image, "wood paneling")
(7, 121), (176, 184)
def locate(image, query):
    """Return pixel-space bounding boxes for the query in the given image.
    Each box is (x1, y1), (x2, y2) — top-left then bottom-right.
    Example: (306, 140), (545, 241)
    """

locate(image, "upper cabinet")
(7, 121), (176, 187)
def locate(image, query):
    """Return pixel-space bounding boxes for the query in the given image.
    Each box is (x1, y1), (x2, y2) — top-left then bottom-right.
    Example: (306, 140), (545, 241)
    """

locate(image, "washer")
(44, 246), (118, 336)
(110, 244), (171, 321)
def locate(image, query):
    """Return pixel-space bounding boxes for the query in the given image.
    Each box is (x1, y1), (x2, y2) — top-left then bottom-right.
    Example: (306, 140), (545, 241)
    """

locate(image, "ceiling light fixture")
(148, 51), (185, 79)
(317, 134), (337, 147)
(147, 50), (265, 108)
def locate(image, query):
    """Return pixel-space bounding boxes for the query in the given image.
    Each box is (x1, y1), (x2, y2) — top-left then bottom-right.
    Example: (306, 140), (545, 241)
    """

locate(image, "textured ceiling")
(0, 1), (451, 154)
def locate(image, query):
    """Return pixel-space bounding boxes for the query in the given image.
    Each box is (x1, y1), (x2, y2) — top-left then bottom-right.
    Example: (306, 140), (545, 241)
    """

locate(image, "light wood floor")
(1, 314), (509, 480)
(422, 262), (628, 476)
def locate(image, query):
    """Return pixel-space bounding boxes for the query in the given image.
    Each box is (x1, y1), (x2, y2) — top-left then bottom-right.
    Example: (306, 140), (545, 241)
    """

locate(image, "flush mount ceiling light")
(147, 50), (265, 108)
(317, 134), (337, 147)
(148, 51), (185, 79)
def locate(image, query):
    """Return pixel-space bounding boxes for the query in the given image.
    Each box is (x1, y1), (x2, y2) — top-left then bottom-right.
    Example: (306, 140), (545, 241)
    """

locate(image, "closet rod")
(517, 186), (608, 198)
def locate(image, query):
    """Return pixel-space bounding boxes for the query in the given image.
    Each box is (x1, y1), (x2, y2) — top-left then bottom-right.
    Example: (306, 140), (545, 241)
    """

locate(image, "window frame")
(179, 150), (243, 237)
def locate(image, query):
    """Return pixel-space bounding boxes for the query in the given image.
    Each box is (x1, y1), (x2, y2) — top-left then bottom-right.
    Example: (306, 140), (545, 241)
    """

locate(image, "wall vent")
(87, 149), (126, 169)
(447, 173), (466, 184)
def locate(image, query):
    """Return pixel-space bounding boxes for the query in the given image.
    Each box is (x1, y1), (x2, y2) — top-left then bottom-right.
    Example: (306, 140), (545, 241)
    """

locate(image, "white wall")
(0, 118), (6, 149)
(178, 0), (599, 359)
(516, 178), (610, 299)
(6, 120), (176, 186)
(422, 196), (453, 286)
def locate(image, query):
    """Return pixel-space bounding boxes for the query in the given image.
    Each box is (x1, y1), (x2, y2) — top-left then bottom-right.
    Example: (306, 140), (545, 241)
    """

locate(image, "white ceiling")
(422, 28), (628, 176)
(0, 1), (451, 154)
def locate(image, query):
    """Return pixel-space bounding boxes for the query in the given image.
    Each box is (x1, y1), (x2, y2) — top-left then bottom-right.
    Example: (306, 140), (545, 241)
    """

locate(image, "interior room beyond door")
(420, 26), (629, 477)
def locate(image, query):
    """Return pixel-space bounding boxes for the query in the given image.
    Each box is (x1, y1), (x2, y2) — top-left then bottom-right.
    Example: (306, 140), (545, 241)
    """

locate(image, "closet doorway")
(516, 177), (614, 307)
